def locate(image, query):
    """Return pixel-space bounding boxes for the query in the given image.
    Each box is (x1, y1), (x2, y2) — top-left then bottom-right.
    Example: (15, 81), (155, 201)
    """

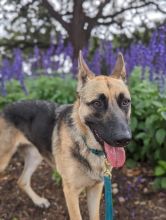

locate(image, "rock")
(112, 183), (118, 188)
(143, 187), (148, 193)
(134, 201), (140, 205)
(118, 196), (125, 203)
(140, 201), (146, 205)
(112, 188), (119, 195)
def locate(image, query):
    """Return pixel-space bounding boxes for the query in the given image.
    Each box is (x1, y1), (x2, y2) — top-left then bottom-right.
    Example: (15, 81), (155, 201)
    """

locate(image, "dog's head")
(76, 51), (132, 167)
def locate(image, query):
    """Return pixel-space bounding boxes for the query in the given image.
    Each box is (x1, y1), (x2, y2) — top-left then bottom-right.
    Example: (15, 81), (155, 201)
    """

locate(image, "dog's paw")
(34, 197), (50, 208)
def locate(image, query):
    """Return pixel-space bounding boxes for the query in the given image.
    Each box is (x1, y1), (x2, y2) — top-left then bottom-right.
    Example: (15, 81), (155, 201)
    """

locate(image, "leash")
(82, 136), (114, 220)
(104, 159), (113, 220)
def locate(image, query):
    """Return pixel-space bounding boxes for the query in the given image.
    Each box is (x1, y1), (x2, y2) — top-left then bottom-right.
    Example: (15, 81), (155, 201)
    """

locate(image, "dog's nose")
(115, 138), (130, 146)
(115, 131), (132, 146)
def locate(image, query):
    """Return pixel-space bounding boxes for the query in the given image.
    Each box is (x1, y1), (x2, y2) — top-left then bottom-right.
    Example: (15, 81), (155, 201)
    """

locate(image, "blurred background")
(0, 0), (166, 220)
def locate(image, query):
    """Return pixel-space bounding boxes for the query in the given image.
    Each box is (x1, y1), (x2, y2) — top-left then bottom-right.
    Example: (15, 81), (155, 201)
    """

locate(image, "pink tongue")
(104, 142), (126, 168)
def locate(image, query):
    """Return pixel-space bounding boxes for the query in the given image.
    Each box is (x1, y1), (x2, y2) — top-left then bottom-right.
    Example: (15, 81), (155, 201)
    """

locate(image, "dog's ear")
(111, 53), (126, 81)
(77, 50), (94, 91)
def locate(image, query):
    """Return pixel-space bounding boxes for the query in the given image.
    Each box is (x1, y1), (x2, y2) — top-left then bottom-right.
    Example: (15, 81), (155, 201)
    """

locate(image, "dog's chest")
(86, 155), (105, 182)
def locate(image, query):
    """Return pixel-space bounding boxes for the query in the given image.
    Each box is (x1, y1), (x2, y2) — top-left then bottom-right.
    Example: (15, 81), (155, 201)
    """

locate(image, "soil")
(0, 153), (166, 220)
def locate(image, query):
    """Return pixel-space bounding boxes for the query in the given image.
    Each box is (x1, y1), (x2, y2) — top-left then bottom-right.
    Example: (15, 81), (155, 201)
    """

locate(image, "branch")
(155, 3), (166, 13)
(96, 19), (118, 26)
(42, 0), (70, 32)
(84, 0), (111, 31)
(95, 0), (110, 19)
(11, 1), (37, 24)
(101, 1), (166, 20)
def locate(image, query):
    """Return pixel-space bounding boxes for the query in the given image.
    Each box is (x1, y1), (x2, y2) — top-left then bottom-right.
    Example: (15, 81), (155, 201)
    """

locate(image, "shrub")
(127, 67), (166, 164)
(153, 160), (166, 189)
(0, 75), (76, 109)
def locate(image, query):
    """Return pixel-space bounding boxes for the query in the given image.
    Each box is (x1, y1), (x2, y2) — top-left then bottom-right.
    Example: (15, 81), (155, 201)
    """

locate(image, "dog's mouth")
(92, 129), (126, 168)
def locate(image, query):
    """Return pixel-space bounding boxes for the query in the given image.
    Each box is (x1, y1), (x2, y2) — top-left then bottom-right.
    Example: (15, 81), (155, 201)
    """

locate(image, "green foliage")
(153, 160), (166, 189)
(128, 68), (166, 163)
(0, 80), (27, 109)
(0, 75), (76, 110)
(126, 158), (137, 169)
(52, 170), (62, 185)
(26, 75), (76, 104)
(128, 68), (166, 189)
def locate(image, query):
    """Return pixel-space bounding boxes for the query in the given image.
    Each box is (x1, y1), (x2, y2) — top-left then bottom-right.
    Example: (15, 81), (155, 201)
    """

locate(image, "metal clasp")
(104, 159), (112, 177)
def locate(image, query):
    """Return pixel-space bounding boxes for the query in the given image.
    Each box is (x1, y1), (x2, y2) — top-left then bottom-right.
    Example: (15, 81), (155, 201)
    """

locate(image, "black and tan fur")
(0, 52), (131, 220)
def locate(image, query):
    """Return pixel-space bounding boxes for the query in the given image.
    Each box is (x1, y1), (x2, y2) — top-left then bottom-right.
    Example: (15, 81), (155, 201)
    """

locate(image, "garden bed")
(0, 153), (166, 220)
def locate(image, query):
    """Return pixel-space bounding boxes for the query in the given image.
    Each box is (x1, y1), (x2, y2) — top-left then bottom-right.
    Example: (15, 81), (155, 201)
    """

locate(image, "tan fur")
(0, 52), (131, 220)
(52, 76), (130, 220)
(0, 118), (50, 208)
(52, 53), (131, 220)
(78, 77), (130, 125)
(53, 118), (104, 220)
(0, 118), (28, 173)
(18, 145), (50, 208)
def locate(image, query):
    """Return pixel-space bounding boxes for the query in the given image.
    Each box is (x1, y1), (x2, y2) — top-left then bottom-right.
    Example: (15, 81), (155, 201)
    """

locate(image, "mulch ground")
(0, 153), (166, 220)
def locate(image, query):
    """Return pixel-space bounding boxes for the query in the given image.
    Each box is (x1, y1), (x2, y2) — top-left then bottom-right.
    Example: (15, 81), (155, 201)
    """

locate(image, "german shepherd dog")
(0, 52), (131, 220)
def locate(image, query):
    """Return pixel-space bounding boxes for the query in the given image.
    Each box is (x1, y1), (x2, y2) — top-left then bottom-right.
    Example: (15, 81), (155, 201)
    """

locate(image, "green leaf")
(145, 115), (158, 128)
(138, 122), (145, 130)
(161, 112), (166, 120)
(143, 138), (150, 147)
(131, 117), (138, 132)
(161, 177), (166, 189)
(152, 101), (162, 108)
(126, 158), (137, 168)
(155, 129), (166, 145)
(141, 145), (149, 157)
(154, 150), (160, 160)
(127, 142), (136, 153)
(153, 177), (161, 189)
(158, 160), (166, 170)
(135, 132), (146, 140)
(154, 166), (165, 176)
(52, 170), (62, 185)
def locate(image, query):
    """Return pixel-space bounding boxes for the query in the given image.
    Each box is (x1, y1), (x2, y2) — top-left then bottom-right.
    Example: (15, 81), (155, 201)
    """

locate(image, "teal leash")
(104, 176), (113, 220)
(82, 136), (114, 220)
(104, 159), (113, 220)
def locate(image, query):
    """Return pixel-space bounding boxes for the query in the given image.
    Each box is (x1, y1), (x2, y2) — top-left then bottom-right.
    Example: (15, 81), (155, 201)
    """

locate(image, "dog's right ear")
(111, 53), (126, 81)
(77, 50), (94, 92)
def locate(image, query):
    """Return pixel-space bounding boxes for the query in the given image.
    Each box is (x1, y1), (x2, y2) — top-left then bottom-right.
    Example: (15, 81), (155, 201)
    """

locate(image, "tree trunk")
(68, 0), (90, 58)
(69, 29), (89, 58)
(42, 0), (94, 58)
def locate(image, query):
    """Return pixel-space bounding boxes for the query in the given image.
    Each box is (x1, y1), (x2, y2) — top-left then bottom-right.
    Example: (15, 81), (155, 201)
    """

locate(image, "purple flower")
(0, 24), (166, 95)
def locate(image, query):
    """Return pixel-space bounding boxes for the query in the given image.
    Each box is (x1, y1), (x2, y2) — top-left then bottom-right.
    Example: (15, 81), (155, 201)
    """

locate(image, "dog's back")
(3, 100), (58, 154)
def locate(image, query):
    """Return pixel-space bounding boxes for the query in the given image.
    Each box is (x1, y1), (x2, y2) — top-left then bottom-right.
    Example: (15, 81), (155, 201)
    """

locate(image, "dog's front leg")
(63, 183), (82, 220)
(86, 182), (103, 220)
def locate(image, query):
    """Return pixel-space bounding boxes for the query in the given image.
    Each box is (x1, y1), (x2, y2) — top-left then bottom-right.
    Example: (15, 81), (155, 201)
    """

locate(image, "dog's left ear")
(77, 50), (94, 91)
(111, 53), (126, 81)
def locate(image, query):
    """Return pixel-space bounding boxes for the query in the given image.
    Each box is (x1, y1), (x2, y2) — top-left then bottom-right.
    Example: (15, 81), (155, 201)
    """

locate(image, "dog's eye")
(92, 100), (103, 108)
(122, 99), (130, 107)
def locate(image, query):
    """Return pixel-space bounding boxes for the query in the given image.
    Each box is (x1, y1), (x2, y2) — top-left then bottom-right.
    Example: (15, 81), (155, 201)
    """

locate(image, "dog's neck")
(70, 101), (105, 182)
(73, 100), (88, 135)
(72, 100), (102, 152)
